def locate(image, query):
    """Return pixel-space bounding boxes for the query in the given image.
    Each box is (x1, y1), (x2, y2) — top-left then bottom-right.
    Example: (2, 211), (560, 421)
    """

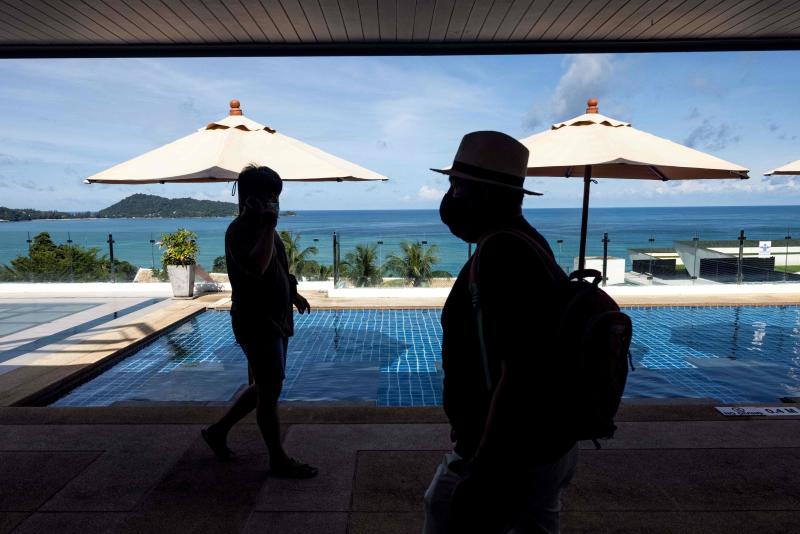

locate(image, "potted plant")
(160, 228), (198, 297)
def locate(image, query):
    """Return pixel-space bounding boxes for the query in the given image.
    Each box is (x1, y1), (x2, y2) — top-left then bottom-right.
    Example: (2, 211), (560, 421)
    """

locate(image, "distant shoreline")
(4, 204), (799, 218)
(0, 217), (102, 223)
(0, 214), (305, 223)
(1, 204), (797, 223)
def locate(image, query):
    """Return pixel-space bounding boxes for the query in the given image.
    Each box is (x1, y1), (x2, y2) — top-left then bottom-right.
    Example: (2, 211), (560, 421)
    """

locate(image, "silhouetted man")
(424, 132), (577, 533)
(203, 164), (317, 479)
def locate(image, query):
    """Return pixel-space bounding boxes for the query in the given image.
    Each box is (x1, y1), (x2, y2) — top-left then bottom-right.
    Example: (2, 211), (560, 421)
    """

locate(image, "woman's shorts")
(239, 336), (289, 382)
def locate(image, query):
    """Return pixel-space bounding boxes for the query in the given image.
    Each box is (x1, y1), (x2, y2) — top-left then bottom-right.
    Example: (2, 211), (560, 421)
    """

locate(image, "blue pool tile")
(53, 306), (800, 406)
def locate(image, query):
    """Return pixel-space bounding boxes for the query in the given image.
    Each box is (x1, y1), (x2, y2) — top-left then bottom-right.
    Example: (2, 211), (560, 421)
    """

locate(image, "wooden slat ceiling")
(1, 0), (799, 58)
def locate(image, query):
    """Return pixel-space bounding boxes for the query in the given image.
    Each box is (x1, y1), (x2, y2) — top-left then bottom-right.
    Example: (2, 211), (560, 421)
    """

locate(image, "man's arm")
(475, 360), (516, 460)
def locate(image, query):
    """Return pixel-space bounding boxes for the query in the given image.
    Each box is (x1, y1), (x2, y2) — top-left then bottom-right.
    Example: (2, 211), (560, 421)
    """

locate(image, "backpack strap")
(468, 229), (564, 391)
(468, 252), (492, 391)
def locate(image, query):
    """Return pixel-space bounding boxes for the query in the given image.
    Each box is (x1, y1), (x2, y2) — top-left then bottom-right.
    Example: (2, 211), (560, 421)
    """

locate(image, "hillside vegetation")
(1, 194), (296, 221)
(98, 194), (237, 218)
(0, 207), (93, 221)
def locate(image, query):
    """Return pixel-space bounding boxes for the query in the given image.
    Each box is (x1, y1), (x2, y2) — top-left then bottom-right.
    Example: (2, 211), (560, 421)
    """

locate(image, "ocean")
(1, 206), (798, 275)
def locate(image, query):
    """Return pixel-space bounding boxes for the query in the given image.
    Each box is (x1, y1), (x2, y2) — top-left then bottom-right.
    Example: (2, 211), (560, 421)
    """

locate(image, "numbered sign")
(717, 406), (800, 416)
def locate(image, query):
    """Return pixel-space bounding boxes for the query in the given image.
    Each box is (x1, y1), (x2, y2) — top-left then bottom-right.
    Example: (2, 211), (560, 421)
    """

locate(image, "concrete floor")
(1, 403), (800, 534)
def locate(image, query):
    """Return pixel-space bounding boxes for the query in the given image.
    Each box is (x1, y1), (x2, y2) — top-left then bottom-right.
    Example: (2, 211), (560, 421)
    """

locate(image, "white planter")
(167, 265), (195, 297)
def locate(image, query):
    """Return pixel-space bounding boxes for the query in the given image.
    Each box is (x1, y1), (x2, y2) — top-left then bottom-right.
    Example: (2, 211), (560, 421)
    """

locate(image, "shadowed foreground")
(1, 403), (799, 534)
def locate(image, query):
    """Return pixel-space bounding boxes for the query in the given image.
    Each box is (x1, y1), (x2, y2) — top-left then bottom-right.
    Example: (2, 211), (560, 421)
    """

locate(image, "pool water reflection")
(53, 306), (800, 406)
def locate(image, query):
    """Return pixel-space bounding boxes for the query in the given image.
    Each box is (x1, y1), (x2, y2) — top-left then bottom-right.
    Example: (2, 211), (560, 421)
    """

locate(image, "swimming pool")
(52, 306), (800, 407)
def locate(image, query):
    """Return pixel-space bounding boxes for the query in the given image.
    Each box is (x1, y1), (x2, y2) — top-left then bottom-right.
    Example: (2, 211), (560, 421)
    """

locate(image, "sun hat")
(431, 131), (542, 196)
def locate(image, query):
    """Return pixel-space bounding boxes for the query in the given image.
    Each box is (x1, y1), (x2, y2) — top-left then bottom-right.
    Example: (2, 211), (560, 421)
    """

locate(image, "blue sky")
(0, 51), (798, 211)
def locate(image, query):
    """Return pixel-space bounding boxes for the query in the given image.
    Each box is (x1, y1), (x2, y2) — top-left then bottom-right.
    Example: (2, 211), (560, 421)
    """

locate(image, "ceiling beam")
(2, 36), (800, 58)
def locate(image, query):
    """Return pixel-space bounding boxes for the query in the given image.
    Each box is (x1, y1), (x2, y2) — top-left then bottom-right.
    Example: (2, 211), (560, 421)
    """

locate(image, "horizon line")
(254, 204), (800, 211)
(8, 203), (800, 215)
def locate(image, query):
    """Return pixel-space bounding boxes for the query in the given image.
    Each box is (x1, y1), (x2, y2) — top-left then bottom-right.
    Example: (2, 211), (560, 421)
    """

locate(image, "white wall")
(573, 257), (626, 285)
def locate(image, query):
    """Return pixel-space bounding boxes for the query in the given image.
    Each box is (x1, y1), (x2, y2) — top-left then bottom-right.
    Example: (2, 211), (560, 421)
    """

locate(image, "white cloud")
(687, 74), (727, 97)
(684, 118), (740, 151)
(339, 61), (495, 160)
(1, 58), (239, 101)
(653, 177), (800, 197)
(191, 187), (237, 203)
(417, 185), (446, 201)
(686, 107), (701, 120)
(525, 54), (620, 129)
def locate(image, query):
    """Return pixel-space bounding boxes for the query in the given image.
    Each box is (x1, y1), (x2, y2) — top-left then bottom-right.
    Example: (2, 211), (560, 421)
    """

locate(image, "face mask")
(439, 191), (483, 243)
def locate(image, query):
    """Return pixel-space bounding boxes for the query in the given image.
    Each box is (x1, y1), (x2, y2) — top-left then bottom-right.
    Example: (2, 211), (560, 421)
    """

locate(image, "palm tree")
(315, 264), (334, 281)
(299, 260), (334, 281)
(341, 243), (382, 287)
(383, 241), (446, 287)
(279, 231), (318, 278)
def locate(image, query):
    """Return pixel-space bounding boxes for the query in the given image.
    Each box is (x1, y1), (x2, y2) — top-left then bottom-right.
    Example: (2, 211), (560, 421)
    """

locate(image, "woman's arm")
(248, 225), (276, 275)
(230, 198), (279, 276)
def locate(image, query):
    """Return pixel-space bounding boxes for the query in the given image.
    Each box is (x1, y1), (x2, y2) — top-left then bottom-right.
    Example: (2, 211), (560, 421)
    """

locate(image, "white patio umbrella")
(85, 99), (388, 184)
(765, 160), (800, 176)
(519, 99), (749, 270)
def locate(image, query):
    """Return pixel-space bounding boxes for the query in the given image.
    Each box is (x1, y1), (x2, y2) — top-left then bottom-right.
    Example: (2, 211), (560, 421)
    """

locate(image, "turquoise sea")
(0, 205), (798, 275)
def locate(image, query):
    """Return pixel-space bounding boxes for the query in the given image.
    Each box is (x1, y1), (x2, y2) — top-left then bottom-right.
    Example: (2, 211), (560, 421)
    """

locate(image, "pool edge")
(2, 297), (213, 407)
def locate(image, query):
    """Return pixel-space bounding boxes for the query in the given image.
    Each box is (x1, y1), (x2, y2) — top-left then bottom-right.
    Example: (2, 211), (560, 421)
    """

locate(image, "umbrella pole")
(578, 165), (592, 271)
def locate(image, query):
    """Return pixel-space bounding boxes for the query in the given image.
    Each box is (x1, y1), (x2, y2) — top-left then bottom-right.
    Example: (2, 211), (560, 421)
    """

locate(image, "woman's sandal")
(269, 458), (319, 479)
(201, 427), (237, 461)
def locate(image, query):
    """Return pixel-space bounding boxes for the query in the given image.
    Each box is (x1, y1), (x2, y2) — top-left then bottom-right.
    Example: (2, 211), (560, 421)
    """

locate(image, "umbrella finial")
(229, 99), (242, 116)
(586, 98), (599, 113)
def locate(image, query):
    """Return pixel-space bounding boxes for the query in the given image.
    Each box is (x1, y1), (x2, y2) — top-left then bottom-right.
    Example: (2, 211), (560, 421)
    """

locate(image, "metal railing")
(1, 227), (798, 287)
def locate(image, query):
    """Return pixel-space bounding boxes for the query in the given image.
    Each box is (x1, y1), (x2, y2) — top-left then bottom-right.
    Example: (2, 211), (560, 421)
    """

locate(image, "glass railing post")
(25, 233), (33, 283)
(311, 237), (323, 280)
(785, 230), (792, 282)
(332, 232), (339, 288)
(737, 229), (745, 285)
(67, 232), (73, 282)
(149, 234), (156, 271)
(556, 239), (564, 272)
(377, 240), (384, 278)
(107, 233), (116, 283)
(601, 232), (609, 287)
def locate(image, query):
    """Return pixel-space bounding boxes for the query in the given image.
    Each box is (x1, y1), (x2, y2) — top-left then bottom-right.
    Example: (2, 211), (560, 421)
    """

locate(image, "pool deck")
(1, 402), (800, 533)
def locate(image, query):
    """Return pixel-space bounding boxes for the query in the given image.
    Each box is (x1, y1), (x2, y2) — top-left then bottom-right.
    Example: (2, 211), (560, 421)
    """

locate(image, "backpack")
(468, 229), (634, 448)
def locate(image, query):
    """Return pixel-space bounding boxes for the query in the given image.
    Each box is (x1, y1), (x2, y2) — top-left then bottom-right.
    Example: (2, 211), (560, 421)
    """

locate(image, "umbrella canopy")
(765, 160), (800, 176)
(519, 98), (749, 271)
(85, 100), (388, 184)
